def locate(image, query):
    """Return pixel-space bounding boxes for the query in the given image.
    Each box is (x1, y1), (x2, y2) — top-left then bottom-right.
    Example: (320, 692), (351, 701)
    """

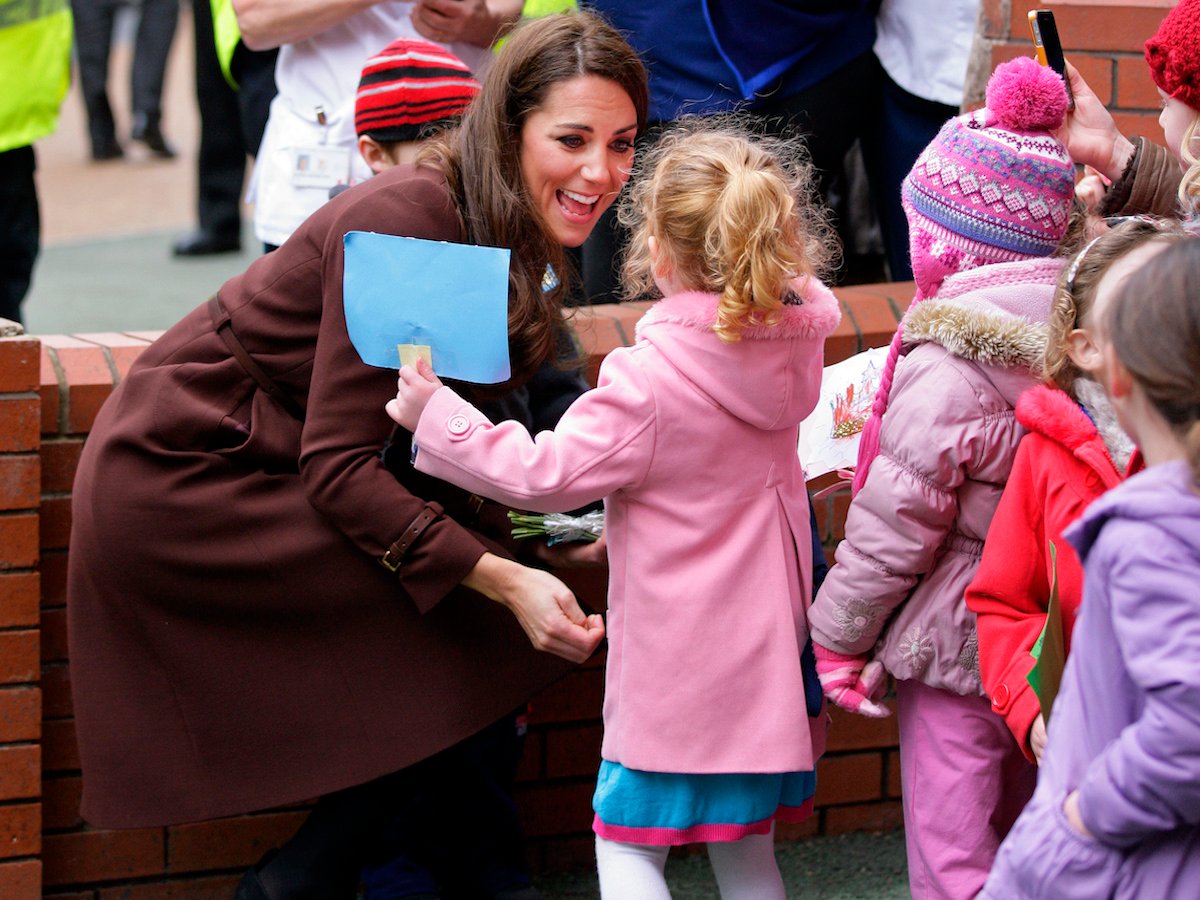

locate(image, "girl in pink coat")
(806, 57), (1079, 899)
(388, 124), (840, 899)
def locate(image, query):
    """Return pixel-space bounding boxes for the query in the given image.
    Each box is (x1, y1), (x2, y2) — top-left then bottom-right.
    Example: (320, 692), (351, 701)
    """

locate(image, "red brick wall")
(0, 331), (44, 899)
(1, 284), (913, 895)
(978, 0), (1175, 143)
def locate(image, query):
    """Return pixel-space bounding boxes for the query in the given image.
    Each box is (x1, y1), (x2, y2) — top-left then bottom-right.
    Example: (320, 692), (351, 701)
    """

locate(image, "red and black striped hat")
(354, 38), (481, 142)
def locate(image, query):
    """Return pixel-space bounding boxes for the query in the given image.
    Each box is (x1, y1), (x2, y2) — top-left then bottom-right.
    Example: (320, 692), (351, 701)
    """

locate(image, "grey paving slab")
(533, 829), (909, 898)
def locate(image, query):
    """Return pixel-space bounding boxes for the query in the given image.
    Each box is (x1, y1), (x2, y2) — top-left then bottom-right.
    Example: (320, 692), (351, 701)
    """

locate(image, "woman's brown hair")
(420, 11), (649, 380)
(1105, 236), (1200, 483)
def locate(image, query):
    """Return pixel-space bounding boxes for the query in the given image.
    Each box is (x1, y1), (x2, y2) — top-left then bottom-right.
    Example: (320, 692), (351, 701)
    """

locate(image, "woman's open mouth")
(556, 188), (600, 222)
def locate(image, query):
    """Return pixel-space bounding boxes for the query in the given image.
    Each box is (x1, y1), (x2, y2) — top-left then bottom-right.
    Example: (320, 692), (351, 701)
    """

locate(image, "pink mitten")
(812, 642), (891, 718)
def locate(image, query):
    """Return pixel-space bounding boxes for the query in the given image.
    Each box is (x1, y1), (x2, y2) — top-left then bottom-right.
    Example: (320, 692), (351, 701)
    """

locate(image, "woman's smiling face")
(519, 74), (638, 248)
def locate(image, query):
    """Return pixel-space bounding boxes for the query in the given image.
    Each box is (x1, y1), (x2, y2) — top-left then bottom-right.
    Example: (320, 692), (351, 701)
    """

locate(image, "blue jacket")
(584, 0), (874, 121)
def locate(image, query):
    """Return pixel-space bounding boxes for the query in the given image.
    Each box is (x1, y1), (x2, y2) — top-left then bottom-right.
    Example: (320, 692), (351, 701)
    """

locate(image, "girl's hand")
(463, 552), (605, 663)
(1030, 714), (1048, 764)
(1076, 165), (1111, 214)
(1057, 61), (1136, 182)
(386, 357), (443, 432)
(1063, 790), (1094, 838)
(812, 642), (891, 718)
(534, 532), (609, 569)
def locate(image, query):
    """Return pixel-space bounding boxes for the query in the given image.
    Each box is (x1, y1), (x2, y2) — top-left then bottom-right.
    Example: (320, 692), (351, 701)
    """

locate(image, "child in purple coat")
(982, 236), (1200, 898)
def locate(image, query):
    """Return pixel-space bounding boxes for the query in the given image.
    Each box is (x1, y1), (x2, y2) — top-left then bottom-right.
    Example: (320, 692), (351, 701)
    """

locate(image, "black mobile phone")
(1029, 9), (1075, 110)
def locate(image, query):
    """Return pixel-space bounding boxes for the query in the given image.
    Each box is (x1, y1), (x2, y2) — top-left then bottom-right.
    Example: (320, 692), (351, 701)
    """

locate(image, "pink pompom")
(985, 55), (1069, 132)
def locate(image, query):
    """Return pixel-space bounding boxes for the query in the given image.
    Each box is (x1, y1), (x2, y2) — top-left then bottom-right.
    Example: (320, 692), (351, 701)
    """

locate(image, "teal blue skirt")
(592, 760), (817, 845)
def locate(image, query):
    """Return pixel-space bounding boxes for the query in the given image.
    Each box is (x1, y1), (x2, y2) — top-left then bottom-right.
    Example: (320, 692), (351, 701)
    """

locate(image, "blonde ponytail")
(619, 119), (835, 338)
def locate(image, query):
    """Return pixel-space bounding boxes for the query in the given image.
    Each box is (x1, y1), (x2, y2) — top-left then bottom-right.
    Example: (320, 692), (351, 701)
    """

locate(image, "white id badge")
(290, 144), (352, 189)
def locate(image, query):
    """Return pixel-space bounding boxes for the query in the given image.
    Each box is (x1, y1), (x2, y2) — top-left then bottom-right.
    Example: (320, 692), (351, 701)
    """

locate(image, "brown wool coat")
(67, 166), (573, 828)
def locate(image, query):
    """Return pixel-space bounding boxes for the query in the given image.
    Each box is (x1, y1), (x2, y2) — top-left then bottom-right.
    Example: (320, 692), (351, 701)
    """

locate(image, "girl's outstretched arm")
(406, 348), (657, 513)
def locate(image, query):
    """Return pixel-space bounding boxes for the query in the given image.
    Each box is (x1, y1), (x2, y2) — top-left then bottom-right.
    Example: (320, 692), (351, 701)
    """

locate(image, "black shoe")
(91, 139), (124, 162)
(492, 888), (543, 900)
(131, 115), (176, 159)
(172, 230), (242, 257)
(233, 861), (271, 900)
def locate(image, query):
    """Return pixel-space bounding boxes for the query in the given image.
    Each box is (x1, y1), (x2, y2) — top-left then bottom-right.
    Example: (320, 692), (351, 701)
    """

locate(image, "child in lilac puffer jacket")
(806, 57), (1078, 899)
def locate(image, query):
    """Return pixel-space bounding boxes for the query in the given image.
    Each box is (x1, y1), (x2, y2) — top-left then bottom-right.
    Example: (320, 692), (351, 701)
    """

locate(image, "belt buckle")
(379, 546), (402, 573)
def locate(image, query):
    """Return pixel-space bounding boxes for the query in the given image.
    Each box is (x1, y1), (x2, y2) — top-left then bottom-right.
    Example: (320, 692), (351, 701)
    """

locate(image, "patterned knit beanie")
(852, 56), (1073, 495)
(1146, 0), (1200, 111)
(354, 39), (481, 142)
(901, 56), (1074, 299)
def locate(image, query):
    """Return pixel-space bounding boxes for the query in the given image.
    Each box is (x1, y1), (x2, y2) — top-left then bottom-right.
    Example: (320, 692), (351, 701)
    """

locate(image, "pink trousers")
(896, 679), (1037, 899)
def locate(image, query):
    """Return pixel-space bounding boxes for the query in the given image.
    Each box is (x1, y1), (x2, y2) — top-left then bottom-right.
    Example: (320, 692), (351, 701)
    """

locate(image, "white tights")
(595, 826), (786, 900)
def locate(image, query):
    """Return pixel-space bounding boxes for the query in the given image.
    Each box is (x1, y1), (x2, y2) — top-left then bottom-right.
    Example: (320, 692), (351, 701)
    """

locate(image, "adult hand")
(411, 0), (522, 48)
(386, 357), (443, 432)
(533, 532), (609, 569)
(812, 642), (891, 718)
(1057, 61), (1136, 182)
(1030, 713), (1048, 764)
(1063, 790), (1094, 839)
(463, 552), (605, 663)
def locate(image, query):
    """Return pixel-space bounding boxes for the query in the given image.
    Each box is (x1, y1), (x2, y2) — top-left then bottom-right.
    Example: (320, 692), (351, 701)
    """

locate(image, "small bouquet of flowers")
(508, 510), (604, 545)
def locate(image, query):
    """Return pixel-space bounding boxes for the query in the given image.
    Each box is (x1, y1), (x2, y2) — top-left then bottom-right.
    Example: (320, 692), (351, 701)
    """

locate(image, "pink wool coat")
(412, 283), (841, 774)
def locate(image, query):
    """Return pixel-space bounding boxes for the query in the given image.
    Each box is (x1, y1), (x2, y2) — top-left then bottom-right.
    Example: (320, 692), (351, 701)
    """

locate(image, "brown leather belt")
(379, 502), (444, 572)
(208, 294), (306, 421)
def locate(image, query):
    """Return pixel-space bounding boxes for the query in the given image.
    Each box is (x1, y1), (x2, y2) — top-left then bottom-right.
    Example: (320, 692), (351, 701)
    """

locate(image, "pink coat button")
(447, 414), (470, 435)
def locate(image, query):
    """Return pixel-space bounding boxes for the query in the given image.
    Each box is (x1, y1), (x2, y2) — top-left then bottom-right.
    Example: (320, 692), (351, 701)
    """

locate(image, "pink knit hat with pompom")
(901, 55), (1074, 299)
(852, 56), (1075, 495)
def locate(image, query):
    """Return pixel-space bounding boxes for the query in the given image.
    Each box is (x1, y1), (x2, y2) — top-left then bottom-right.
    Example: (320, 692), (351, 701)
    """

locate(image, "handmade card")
(342, 231), (511, 383)
(798, 346), (888, 480)
(1027, 541), (1066, 723)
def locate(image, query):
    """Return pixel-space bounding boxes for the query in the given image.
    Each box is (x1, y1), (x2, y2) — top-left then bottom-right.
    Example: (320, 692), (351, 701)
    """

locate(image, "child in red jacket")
(965, 218), (1187, 763)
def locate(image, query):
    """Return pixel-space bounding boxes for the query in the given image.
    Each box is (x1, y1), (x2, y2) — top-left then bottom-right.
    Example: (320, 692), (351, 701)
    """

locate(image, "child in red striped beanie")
(354, 37), (481, 172)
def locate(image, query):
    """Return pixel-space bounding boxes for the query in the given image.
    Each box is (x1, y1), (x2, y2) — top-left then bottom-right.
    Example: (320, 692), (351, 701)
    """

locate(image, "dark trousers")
(0, 146), (39, 325)
(190, 0), (277, 238)
(860, 59), (958, 282)
(253, 712), (533, 900)
(70, 0), (178, 149)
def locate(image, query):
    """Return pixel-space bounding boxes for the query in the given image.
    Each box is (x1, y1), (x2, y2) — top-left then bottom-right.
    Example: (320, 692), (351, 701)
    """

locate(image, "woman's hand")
(463, 552), (605, 663)
(1057, 61), (1136, 182)
(1063, 790), (1094, 838)
(533, 532), (609, 569)
(410, 0), (522, 48)
(386, 357), (443, 432)
(1030, 714), (1048, 764)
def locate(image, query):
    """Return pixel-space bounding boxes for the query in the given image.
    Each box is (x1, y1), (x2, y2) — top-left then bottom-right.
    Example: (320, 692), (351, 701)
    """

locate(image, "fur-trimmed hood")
(633, 277), (841, 430)
(902, 256), (1064, 374)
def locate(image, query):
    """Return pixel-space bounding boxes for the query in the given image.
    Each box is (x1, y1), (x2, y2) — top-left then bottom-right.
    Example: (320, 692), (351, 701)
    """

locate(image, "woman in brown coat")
(66, 12), (648, 898)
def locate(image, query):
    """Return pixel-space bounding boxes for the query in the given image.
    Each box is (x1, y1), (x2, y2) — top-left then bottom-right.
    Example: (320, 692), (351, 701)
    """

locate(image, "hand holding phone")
(1029, 9), (1075, 110)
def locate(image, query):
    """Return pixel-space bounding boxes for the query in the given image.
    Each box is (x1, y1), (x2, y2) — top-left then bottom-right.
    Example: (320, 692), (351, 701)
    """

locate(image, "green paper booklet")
(1027, 541), (1066, 723)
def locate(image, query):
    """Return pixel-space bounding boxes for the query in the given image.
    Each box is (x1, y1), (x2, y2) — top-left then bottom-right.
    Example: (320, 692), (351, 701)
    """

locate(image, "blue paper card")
(342, 231), (511, 383)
